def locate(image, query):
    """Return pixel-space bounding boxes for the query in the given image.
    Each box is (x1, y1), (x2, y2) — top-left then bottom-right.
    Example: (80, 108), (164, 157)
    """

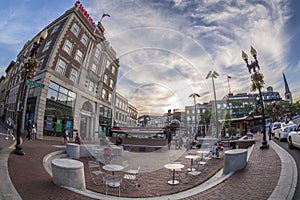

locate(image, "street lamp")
(15, 29), (48, 155)
(242, 46), (269, 149)
(206, 70), (219, 139)
(189, 93), (200, 138)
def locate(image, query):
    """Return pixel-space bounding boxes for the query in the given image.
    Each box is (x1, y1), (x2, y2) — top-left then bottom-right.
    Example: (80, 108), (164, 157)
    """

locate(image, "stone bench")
(223, 149), (248, 175)
(237, 139), (255, 149)
(51, 158), (85, 190)
(66, 143), (80, 159)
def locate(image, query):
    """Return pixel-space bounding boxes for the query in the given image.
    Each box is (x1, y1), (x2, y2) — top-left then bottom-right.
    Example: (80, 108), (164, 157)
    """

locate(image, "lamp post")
(242, 46), (269, 149)
(14, 29), (48, 155)
(189, 93), (200, 138)
(206, 71), (219, 139)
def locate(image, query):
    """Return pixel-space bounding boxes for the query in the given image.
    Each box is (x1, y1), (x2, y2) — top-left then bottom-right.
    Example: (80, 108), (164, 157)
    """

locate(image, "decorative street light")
(15, 29), (48, 155)
(206, 70), (219, 139)
(242, 46), (269, 149)
(189, 93), (200, 138)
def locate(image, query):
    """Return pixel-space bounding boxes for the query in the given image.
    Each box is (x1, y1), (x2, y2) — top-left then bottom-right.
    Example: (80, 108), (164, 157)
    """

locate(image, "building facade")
(3, 1), (120, 141)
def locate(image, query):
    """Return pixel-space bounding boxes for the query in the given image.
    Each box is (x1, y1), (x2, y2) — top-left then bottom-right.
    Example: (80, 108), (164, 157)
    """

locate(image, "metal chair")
(104, 174), (122, 196)
(88, 160), (105, 185)
(123, 166), (140, 189)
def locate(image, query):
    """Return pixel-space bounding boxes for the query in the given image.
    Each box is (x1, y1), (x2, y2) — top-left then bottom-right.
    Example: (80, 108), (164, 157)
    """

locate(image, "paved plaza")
(0, 122), (297, 200)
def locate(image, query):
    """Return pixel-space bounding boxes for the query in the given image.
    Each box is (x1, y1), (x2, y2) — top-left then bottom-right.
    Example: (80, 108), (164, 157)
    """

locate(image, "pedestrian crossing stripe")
(9, 138), (23, 149)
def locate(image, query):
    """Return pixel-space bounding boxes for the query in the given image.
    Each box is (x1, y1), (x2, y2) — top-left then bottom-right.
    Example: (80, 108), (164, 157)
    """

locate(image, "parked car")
(273, 121), (296, 142)
(270, 122), (281, 136)
(287, 124), (300, 149)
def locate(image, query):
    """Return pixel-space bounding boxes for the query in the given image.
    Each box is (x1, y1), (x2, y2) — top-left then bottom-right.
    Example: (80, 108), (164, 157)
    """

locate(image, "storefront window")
(44, 81), (77, 137)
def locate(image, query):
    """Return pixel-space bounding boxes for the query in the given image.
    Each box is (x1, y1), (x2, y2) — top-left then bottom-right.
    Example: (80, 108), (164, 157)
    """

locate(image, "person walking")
(26, 120), (32, 140)
(6, 117), (15, 141)
(74, 132), (82, 145)
(31, 122), (37, 140)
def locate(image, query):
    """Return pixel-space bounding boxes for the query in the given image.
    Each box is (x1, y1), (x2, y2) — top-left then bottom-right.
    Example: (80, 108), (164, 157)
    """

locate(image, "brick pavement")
(182, 134), (281, 200)
(4, 132), (281, 200)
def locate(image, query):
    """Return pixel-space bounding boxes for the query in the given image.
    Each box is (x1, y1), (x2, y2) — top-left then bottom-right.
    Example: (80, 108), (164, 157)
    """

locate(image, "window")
(91, 63), (97, 73)
(112, 66), (115, 74)
(81, 33), (88, 46)
(108, 93), (112, 102)
(70, 68), (78, 82)
(47, 81), (76, 107)
(56, 59), (67, 75)
(43, 40), (51, 52)
(51, 24), (60, 34)
(102, 89), (106, 99)
(75, 50), (83, 63)
(109, 79), (114, 88)
(88, 81), (95, 92)
(104, 74), (108, 84)
(63, 40), (73, 55)
(95, 48), (100, 59)
(71, 23), (80, 36)
(38, 59), (44, 70)
(106, 60), (110, 68)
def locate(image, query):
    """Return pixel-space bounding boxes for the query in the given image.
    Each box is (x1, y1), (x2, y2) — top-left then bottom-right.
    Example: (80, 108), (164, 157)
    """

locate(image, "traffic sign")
(26, 79), (45, 88)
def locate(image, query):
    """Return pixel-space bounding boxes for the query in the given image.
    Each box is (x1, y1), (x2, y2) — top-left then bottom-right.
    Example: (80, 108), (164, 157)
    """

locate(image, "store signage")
(75, 1), (95, 27)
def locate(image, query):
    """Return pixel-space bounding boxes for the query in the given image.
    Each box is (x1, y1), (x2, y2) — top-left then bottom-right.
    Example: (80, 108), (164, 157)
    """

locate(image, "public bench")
(223, 149), (248, 175)
(236, 136), (256, 149)
(51, 158), (85, 190)
(66, 143), (80, 159)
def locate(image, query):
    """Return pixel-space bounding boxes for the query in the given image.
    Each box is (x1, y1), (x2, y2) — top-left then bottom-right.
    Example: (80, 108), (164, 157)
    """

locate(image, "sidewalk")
(0, 126), (297, 200)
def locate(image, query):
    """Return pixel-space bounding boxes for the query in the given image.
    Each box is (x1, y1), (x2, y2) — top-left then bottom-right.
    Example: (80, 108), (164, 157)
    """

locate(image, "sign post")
(26, 79), (45, 88)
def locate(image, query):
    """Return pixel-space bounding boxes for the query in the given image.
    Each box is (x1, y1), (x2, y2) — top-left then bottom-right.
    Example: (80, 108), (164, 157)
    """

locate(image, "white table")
(164, 163), (184, 185)
(197, 150), (210, 162)
(185, 155), (199, 171)
(103, 164), (124, 187)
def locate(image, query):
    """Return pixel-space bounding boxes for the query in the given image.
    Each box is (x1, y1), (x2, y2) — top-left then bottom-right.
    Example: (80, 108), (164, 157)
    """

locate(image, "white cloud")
(86, 0), (295, 114)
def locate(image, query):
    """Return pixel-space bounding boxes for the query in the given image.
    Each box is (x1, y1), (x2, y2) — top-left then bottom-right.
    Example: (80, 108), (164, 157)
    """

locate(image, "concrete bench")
(66, 143), (80, 159)
(223, 149), (248, 175)
(51, 158), (85, 190)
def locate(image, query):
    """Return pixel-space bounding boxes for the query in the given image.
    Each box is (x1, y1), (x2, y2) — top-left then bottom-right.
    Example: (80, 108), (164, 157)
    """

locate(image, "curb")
(268, 140), (298, 200)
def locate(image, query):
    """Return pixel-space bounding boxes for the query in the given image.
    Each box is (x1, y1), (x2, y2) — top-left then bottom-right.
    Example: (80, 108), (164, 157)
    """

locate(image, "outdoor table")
(185, 155), (199, 171)
(103, 164), (124, 187)
(164, 163), (184, 185)
(197, 150), (210, 162)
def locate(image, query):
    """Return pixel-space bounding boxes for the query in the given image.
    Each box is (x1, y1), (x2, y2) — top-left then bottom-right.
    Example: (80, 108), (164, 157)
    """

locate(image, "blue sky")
(0, 0), (300, 115)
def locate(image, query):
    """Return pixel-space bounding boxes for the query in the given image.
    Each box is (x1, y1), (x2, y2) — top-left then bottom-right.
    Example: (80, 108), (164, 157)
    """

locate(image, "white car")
(287, 124), (300, 149)
(273, 122), (296, 142)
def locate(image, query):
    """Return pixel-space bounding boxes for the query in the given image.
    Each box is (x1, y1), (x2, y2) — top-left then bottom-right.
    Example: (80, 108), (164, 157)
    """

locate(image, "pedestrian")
(63, 128), (69, 145)
(115, 135), (122, 145)
(178, 137), (183, 150)
(31, 122), (37, 140)
(211, 143), (219, 158)
(6, 117), (15, 141)
(74, 132), (82, 145)
(26, 120), (32, 140)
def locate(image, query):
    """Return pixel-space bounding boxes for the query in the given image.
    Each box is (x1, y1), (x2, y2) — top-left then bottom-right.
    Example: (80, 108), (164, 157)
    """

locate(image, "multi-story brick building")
(3, 1), (120, 141)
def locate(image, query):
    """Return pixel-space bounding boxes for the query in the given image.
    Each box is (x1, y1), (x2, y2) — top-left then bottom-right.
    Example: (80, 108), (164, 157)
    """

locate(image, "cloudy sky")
(1, 0), (300, 115)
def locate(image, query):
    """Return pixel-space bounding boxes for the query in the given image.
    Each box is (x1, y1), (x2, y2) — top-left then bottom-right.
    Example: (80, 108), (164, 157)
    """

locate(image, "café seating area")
(81, 147), (224, 198)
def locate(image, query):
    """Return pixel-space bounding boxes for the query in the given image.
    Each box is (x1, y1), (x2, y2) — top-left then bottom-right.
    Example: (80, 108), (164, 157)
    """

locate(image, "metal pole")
(212, 77), (219, 139)
(258, 86), (268, 148)
(14, 75), (27, 155)
(194, 96), (197, 138)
